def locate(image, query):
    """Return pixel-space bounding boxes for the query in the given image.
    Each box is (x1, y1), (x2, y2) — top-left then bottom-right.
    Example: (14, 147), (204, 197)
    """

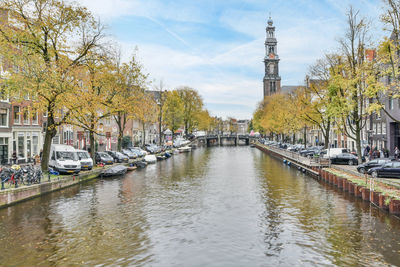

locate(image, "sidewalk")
(332, 164), (400, 190)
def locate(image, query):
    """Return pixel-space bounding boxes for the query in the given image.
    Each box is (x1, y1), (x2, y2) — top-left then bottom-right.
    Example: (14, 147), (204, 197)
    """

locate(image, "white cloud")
(74, 0), (385, 119)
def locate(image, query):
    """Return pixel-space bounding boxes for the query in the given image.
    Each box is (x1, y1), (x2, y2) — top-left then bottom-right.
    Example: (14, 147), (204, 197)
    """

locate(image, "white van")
(49, 145), (81, 174)
(321, 148), (351, 159)
(76, 150), (93, 171)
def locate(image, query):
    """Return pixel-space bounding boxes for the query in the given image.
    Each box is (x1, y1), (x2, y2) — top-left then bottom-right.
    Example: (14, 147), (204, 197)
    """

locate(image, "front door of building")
(0, 144), (8, 164)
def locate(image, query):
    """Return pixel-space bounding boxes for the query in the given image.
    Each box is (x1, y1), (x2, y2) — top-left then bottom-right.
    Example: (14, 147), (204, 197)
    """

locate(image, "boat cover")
(101, 165), (127, 177)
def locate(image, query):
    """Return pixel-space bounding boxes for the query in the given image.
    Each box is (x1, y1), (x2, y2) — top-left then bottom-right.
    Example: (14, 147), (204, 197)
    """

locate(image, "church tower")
(263, 17), (281, 97)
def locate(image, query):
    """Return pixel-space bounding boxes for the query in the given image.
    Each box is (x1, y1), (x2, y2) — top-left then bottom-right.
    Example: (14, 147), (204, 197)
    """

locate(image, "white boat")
(178, 146), (191, 152)
(174, 137), (190, 147)
(144, 154), (157, 164)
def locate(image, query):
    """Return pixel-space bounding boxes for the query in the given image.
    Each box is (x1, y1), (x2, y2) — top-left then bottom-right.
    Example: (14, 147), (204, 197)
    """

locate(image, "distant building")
(237, 120), (250, 134)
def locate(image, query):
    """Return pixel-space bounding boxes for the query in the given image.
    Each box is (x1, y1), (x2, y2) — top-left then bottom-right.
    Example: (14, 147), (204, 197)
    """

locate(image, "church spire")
(263, 16), (281, 98)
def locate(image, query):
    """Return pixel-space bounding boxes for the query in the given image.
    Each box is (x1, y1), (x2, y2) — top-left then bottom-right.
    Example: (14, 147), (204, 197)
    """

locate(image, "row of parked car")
(260, 139), (400, 178)
(95, 147), (148, 165)
(49, 144), (157, 174)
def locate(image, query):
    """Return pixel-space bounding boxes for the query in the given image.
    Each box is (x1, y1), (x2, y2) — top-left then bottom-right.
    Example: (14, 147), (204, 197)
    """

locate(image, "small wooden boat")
(127, 166), (137, 171)
(178, 146), (191, 152)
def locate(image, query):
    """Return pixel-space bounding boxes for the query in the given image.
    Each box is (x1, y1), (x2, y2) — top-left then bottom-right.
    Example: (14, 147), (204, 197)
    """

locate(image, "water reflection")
(0, 147), (399, 266)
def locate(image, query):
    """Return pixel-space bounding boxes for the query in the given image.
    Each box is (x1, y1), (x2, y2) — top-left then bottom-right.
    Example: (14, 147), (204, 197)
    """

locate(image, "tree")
(154, 80), (167, 145)
(0, 0), (104, 171)
(328, 7), (371, 162)
(66, 51), (115, 160)
(252, 101), (267, 134)
(196, 109), (212, 132)
(122, 136), (132, 148)
(366, 0), (400, 121)
(302, 54), (340, 148)
(106, 52), (148, 150)
(134, 91), (158, 146)
(176, 87), (203, 136)
(163, 90), (184, 134)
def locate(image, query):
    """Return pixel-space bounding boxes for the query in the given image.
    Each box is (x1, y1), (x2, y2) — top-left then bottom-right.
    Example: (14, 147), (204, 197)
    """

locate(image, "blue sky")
(77, 0), (383, 119)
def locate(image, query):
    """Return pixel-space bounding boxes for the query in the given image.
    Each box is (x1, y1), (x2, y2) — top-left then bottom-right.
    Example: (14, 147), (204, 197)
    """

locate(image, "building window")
(0, 137), (8, 164)
(13, 106), (20, 124)
(268, 46), (274, 54)
(383, 123), (386, 134)
(0, 108), (7, 126)
(389, 97), (394, 110)
(63, 130), (73, 145)
(17, 134), (24, 158)
(270, 81), (276, 93)
(26, 134), (31, 159)
(23, 109), (29, 125)
(32, 134), (38, 156)
(52, 134), (60, 144)
(105, 117), (111, 126)
(32, 112), (38, 125)
(268, 31), (273, 38)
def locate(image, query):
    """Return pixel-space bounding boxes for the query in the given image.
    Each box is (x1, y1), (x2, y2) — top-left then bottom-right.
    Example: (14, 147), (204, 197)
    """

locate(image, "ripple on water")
(0, 147), (399, 266)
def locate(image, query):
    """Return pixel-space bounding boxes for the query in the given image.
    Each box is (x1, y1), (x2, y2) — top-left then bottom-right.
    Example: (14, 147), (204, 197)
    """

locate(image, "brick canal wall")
(255, 143), (400, 216)
(0, 167), (107, 209)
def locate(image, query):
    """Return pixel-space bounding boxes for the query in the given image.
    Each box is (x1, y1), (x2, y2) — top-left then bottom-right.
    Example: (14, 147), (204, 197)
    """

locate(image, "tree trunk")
(159, 108), (163, 146)
(117, 131), (123, 151)
(89, 130), (95, 161)
(142, 122), (146, 146)
(323, 121), (331, 149)
(41, 116), (57, 172)
(292, 134), (295, 144)
(356, 123), (363, 164)
(303, 127), (307, 148)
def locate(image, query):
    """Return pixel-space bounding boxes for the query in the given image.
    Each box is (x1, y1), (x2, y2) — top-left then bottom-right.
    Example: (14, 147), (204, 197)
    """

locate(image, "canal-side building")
(11, 100), (43, 163)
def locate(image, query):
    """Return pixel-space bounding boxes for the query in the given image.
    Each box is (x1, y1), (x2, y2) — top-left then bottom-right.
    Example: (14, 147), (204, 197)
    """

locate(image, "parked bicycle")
(0, 164), (43, 189)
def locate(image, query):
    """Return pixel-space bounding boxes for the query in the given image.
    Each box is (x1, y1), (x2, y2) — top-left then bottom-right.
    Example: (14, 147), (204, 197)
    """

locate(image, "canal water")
(1, 147), (400, 266)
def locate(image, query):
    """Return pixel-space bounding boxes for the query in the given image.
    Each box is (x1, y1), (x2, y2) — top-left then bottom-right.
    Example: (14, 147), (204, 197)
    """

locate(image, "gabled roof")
(281, 85), (304, 95)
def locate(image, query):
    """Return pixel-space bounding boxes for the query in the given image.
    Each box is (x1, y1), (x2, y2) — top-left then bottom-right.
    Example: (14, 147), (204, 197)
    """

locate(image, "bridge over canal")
(196, 134), (257, 146)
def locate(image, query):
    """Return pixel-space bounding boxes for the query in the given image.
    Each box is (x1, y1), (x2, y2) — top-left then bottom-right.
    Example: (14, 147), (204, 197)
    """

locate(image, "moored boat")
(135, 160), (147, 168)
(144, 155), (157, 164)
(127, 166), (137, 171)
(101, 165), (128, 177)
(178, 146), (191, 152)
(156, 155), (166, 160)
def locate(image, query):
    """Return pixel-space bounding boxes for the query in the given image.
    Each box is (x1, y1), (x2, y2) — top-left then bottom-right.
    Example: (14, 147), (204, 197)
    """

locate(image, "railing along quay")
(257, 143), (330, 168)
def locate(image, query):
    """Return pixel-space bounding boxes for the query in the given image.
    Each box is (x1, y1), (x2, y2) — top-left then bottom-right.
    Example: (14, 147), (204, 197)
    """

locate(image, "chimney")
(0, 8), (8, 25)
